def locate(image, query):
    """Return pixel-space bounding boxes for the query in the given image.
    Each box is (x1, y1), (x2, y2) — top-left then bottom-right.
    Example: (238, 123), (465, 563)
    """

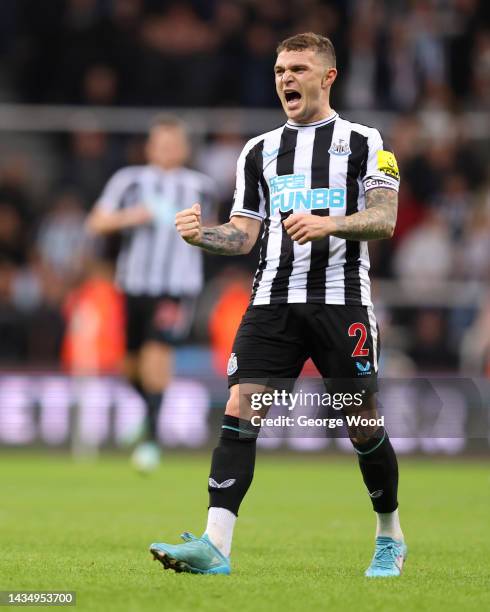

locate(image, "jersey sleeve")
(96, 168), (135, 212)
(362, 129), (400, 193)
(230, 139), (266, 221)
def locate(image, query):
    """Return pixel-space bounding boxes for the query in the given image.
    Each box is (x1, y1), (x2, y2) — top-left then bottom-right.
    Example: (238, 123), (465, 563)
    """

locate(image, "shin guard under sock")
(208, 415), (259, 516)
(353, 427), (399, 513)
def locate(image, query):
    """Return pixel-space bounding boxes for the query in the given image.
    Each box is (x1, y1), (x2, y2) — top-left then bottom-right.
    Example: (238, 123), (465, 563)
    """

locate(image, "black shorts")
(124, 294), (195, 353)
(227, 303), (379, 394)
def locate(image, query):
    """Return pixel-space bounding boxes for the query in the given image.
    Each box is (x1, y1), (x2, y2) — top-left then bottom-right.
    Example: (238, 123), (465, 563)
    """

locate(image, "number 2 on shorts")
(348, 322), (369, 357)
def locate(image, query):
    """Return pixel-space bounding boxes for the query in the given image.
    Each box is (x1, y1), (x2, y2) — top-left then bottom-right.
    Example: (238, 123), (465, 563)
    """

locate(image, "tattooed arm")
(199, 219), (261, 255)
(330, 188), (398, 241)
(175, 203), (261, 255)
(284, 188), (398, 245)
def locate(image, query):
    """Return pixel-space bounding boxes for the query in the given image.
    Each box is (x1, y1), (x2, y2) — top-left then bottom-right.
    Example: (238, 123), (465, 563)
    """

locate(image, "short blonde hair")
(276, 32), (336, 67)
(149, 113), (187, 134)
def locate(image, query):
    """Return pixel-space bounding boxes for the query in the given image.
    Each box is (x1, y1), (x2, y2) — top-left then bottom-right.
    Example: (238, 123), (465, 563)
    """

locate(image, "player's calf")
(206, 414), (259, 556)
(352, 426), (399, 516)
(351, 425), (407, 575)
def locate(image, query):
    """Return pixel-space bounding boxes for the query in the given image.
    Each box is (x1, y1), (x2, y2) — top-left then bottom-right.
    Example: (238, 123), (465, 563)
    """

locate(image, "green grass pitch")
(1, 452), (489, 611)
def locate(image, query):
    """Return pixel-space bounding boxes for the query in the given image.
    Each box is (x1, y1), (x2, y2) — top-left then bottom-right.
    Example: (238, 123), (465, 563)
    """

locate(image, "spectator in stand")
(0, 259), (26, 364)
(61, 129), (115, 206)
(0, 198), (28, 267)
(460, 291), (490, 376)
(36, 190), (92, 281)
(433, 173), (473, 241)
(240, 23), (278, 107)
(80, 64), (119, 106)
(408, 309), (458, 372)
(0, 156), (34, 224)
(394, 209), (453, 290)
(457, 186), (490, 282)
(196, 130), (245, 216)
(138, 5), (219, 106)
(25, 262), (66, 366)
(99, 0), (143, 105)
(343, 18), (379, 110)
(383, 19), (418, 111)
(212, 0), (247, 104)
(470, 28), (490, 110)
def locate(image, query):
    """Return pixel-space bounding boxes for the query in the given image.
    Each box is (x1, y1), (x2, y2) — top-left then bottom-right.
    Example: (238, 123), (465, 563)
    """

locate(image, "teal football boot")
(150, 532), (231, 575)
(365, 536), (408, 577)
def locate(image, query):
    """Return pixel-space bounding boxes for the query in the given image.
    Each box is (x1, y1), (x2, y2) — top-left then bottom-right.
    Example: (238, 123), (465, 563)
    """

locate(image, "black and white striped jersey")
(230, 112), (400, 306)
(96, 165), (215, 297)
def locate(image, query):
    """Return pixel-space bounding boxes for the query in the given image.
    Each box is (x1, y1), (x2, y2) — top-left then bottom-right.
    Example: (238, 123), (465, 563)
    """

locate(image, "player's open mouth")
(284, 90), (302, 110)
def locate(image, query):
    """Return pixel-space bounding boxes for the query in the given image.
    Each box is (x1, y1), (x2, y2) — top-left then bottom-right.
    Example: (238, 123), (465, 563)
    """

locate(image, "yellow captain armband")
(376, 151), (400, 180)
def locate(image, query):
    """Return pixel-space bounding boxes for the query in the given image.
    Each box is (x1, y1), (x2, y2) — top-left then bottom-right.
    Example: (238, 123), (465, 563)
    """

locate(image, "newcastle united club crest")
(328, 138), (351, 156)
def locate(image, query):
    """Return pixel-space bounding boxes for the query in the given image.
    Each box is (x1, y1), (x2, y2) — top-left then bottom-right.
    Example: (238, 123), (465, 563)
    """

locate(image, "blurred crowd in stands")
(0, 0), (489, 376)
(1, 0), (489, 110)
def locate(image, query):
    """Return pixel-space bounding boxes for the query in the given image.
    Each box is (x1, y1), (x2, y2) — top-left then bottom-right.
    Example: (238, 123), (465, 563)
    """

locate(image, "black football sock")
(145, 392), (164, 442)
(352, 427), (399, 513)
(208, 415), (259, 516)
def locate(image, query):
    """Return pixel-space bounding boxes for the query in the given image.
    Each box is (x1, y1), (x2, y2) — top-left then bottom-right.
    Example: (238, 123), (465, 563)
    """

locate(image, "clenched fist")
(175, 203), (202, 245)
(283, 213), (335, 245)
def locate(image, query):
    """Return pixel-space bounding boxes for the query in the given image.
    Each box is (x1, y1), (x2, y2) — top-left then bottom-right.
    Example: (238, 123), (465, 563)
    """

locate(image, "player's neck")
(149, 162), (181, 172)
(286, 107), (336, 127)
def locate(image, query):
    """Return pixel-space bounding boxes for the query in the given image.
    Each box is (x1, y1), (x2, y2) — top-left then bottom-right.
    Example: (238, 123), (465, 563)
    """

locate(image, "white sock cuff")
(208, 507), (236, 521)
(205, 507), (237, 558)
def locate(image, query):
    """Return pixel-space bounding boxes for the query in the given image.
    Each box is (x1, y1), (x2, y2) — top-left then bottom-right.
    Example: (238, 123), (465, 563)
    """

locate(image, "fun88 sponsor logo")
(269, 173), (346, 214)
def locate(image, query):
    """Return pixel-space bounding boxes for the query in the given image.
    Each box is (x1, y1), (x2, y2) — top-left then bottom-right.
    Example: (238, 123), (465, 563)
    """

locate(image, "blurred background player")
(86, 115), (215, 471)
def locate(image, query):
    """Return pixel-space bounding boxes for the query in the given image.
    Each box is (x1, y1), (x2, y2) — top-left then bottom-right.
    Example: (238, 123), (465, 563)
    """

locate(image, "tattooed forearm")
(199, 222), (251, 255)
(330, 188), (398, 241)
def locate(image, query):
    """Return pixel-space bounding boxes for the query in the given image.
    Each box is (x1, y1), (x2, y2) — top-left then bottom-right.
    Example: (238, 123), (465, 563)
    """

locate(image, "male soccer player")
(87, 115), (215, 470)
(150, 33), (406, 576)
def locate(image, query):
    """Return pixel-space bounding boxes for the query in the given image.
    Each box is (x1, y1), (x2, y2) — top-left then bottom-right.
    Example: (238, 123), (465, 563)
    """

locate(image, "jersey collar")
(286, 111), (338, 129)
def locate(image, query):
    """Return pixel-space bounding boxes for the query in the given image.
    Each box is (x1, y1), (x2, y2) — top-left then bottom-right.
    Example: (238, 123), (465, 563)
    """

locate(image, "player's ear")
(322, 67), (337, 88)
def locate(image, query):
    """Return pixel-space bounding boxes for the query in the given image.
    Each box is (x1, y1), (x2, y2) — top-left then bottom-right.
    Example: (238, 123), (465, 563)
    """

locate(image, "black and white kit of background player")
(174, 33), (403, 563)
(86, 116), (214, 469)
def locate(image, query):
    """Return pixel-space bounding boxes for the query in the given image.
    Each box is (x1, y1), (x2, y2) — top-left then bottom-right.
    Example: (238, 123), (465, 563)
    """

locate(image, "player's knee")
(348, 421), (380, 446)
(349, 431), (376, 446)
(345, 394), (379, 445)
(350, 425), (386, 453)
(140, 370), (168, 393)
(139, 342), (173, 392)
